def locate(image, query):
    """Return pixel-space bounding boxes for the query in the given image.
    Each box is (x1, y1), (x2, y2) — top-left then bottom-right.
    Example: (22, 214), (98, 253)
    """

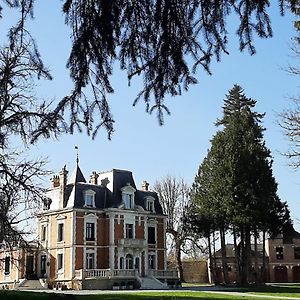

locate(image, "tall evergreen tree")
(190, 85), (292, 285)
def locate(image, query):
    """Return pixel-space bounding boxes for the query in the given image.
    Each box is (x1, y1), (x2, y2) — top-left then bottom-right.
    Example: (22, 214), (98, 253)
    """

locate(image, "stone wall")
(182, 260), (208, 283)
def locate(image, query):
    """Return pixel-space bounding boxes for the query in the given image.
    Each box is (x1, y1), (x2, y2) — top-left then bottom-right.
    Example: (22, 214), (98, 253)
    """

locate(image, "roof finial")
(75, 145), (79, 165)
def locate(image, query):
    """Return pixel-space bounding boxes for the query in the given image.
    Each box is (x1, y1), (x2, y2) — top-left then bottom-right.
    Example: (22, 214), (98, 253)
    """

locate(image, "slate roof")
(61, 167), (163, 214)
(215, 243), (265, 258)
(68, 164), (86, 184)
(270, 225), (300, 244)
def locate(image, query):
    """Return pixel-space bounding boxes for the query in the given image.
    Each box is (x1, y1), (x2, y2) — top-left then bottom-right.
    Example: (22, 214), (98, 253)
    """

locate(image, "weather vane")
(75, 145), (79, 165)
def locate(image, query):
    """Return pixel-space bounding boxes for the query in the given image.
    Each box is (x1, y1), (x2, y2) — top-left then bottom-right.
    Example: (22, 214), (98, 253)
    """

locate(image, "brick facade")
(0, 165), (170, 289)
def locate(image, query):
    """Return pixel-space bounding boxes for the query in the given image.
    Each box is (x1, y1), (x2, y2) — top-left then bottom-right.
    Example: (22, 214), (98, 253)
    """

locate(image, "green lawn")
(1, 286), (300, 300)
(0, 290), (291, 300)
(248, 284), (300, 298)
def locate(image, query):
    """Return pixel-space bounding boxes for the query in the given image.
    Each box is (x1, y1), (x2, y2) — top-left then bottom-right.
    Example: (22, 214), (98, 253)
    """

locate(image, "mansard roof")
(53, 166), (163, 214)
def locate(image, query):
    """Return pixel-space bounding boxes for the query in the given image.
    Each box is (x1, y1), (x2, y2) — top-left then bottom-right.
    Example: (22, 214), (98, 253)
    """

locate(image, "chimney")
(90, 171), (99, 185)
(51, 175), (60, 188)
(100, 177), (110, 188)
(58, 165), (68, 208)
(141, 181), (149, 191)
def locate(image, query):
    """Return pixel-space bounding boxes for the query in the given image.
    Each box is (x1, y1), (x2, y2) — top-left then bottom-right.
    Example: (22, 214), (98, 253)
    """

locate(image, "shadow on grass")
(0, 291), (76, 300)
(0, 290), (252, 300)
(192, 284), (300, 295)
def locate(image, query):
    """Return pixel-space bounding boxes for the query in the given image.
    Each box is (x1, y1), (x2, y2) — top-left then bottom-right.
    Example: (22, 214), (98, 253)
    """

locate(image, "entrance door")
(293, 266), (300, 282)
(141, 252), (145, 277)
(135, 257), (140, 274)
(26, 255), (34, 279)
(274, 266), (288, 283)
(40, 255), (47, 278)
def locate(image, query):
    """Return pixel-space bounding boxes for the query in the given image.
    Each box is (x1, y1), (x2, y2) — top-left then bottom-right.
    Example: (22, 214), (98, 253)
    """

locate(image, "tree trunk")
(212, 231), (218, 284)
(240, 227), (247, 285)
(262, 230), (266, 283)
(207, 232), (216, 284)
(245, 227), (251, 284)
(175, 240), (184, 283)
(254, 229), (258, 283)
(233, 227), (241, 285)
(220, 226), (229, 284)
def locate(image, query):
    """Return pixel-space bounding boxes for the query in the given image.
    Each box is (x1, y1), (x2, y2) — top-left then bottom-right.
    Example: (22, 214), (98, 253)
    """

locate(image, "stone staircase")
(139, 276), (168, 290)
(17, 279), (48, 290)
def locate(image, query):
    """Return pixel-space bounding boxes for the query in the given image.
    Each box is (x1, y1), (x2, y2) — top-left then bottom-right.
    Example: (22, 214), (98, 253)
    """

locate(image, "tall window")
(295, 247), (300, 259)
(86, 253), (95, 269)
(125, 224), (134, 238)
(86, 222), (95, 241)
(125, 254), (133, 269)
(41, 225), (47, 241)
(41, 255), (47, 275)
(124, 194), (134, 209)
(120, 257), (124, 269)
(4, 256), (10, 275)
(148, 226), (156, 244)
(148, 255), (155, 269)
(57, 253), (63, 270)
(57, 223), (64, 242)
(147, 200), (155, 212)
(276, 246), (284, 260)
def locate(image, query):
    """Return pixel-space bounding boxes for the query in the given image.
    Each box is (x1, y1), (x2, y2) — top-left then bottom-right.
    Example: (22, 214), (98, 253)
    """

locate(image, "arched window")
(120, 257), (124, 269)
(125, 254), (133, 269)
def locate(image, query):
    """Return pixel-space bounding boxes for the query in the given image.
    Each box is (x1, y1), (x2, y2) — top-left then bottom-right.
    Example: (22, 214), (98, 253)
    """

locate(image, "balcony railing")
(118, 238), (147, 248)
(151, 269), (178, 278)
(74, 269), (136, 279)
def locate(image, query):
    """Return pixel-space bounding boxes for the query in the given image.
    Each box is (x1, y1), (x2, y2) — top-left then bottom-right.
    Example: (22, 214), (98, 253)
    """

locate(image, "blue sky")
(2, 3), (300, 229)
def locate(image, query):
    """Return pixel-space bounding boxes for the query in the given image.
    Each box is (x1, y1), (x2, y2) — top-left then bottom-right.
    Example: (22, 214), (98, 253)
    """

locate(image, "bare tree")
(0, 151), (50, 247)
(280, 32), (300, 167)
(0, 20), (53, 246)
(153, 176), (191, 282)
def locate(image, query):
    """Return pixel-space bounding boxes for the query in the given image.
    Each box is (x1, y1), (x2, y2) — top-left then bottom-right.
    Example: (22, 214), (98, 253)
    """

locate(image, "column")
(109, 213), (115, 270)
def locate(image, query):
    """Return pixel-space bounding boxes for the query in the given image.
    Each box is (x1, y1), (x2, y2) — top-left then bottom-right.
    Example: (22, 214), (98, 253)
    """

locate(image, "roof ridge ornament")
(75, 145), (79, 165)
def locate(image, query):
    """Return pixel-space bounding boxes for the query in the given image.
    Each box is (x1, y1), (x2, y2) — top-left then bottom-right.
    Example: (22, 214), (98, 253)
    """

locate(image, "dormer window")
(84, 190), (96, 208)
(124, 194), (134, 209)
(146, 197), (155, 212)
(147, 199), (155, 212)
(121, 183), (136, 210)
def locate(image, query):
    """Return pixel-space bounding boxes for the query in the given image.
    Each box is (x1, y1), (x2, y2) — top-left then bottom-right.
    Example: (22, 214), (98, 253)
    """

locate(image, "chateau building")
(0, 163), (178, 290)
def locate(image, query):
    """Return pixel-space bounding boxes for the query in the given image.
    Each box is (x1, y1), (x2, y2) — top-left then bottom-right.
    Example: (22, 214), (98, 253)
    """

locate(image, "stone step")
(140, 277), (168, 290)
(18, 279), (47, 290)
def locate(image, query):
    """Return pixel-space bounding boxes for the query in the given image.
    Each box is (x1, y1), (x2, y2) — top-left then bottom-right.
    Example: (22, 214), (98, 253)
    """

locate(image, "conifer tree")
(191, 85), (291, 285)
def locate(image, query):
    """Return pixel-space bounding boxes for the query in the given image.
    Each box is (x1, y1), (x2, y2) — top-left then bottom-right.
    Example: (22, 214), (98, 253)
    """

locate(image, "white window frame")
(85, 249), (96, 269)
(125, 223), (134, 239)
(4, 255), (10, 276)
(121, 184), (136, 209)
(41, 225), (47, 241)
(86, 222), (95, 241)
(148, 254), (156, 270)
(56, 248), (65, 278)
(84, 190), (96, 208)
(84, 213), (98, 243)
(125, 254), (134, 269)
(147, 219), (157, 245)
(57, 222), (64, 242)
(146, 197), (155, 212)
(57, 253), (63, 270)
(147, 225), (156, 244)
